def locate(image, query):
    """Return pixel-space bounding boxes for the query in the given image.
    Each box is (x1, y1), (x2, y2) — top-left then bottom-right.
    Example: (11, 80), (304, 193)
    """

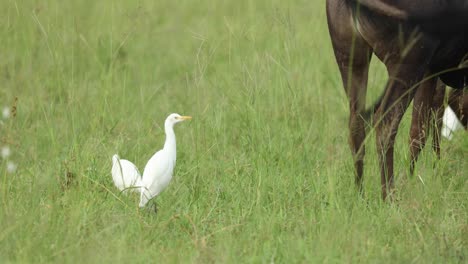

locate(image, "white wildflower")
(1, 146), (11, 159)
(2, 106), (10, 119)
(6, 161), (17, 173)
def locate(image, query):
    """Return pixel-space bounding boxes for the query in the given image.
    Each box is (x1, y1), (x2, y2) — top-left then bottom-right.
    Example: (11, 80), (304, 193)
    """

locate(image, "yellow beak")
(178, 116), (192, 121)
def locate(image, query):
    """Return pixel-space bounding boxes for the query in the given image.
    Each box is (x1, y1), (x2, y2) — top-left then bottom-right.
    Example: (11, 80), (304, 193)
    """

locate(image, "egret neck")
(164, 119), (177, 162)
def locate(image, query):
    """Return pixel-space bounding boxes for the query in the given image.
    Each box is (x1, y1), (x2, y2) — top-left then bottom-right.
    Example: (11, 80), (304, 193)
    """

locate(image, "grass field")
(1, 0), (467, 263)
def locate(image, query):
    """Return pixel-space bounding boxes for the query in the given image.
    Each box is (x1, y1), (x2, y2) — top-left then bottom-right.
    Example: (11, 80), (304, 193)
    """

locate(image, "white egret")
(442, 106), (463, 140)
(111, 154), (142, 193)
(139, 113), (192, 208)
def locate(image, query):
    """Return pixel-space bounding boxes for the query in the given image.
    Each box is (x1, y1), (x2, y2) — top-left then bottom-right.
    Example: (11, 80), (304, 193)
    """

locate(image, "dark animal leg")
(430, 80), (445, 160)
(409, 75), (438, 174)
(460, 89), (468, 127)
(327, 1), (373, 192)
(375, 62), (429, 200)
(341, 54), (372, 191)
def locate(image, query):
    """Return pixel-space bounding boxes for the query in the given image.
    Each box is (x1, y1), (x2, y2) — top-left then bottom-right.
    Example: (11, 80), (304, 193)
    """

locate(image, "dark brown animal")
(326, 0), (468, 199)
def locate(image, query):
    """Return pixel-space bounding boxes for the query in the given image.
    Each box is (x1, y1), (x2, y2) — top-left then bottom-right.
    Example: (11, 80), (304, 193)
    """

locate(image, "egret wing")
(139, 150), (173, 206)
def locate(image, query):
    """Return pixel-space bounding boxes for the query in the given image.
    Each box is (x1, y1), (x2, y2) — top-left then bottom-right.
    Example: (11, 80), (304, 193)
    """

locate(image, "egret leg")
(151, 202), (158, 214)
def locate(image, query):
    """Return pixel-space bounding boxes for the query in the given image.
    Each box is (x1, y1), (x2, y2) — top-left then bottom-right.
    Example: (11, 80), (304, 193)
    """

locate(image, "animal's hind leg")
(430, 80), (445, 160)
(327, 1), (373, 191)
(409, 75), (442, 174)
(375, 61), (431, 200)
(342, 53), (372, 191)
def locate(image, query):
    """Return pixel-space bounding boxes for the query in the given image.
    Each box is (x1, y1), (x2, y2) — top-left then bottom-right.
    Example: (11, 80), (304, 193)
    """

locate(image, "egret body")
(139, 113), (191, 207)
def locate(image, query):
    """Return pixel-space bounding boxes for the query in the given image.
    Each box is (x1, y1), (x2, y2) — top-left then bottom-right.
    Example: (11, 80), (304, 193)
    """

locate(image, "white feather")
(442, 106), (463, 140)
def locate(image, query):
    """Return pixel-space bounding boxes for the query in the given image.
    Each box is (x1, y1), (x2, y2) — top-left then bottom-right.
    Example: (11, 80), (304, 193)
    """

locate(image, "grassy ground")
(0, 0), (466, 263)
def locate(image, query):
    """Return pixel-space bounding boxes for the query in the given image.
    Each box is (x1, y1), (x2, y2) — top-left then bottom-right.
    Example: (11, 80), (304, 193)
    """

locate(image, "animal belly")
(439, 68), (468, 89)
(432, 36), (468, 89)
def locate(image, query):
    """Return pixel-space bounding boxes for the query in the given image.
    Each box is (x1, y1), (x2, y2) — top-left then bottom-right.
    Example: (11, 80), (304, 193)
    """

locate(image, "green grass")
(0, 0), (466, 263)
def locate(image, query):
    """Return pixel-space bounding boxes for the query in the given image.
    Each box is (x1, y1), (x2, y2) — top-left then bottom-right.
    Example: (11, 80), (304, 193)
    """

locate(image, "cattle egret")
(111, 154), (142, 193)
(139, 113), (191, 208)
(442, 106), (463, 140)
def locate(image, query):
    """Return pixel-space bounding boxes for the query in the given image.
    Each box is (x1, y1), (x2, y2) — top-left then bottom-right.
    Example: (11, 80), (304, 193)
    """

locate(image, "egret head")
(165, 113), (192, 127)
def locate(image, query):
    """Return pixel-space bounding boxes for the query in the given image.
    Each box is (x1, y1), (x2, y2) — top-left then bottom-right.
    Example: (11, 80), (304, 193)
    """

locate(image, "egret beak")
(177, 116), (192, 121)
